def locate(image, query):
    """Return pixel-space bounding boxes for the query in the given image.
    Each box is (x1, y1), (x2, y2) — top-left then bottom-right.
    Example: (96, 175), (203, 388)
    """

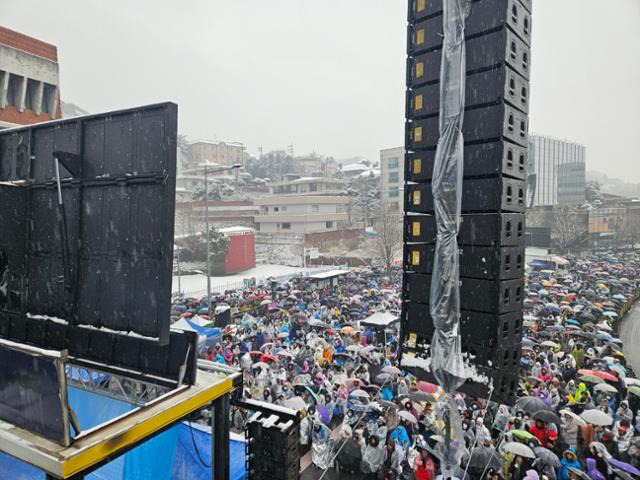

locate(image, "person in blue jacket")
(389, 423), (411, 449)
(559, 448), (582, 480)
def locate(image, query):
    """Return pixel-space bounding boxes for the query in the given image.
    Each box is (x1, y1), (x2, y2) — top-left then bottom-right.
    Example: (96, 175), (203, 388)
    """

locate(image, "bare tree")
(375, 205), (403, 270)
(551, 206), (587, 254)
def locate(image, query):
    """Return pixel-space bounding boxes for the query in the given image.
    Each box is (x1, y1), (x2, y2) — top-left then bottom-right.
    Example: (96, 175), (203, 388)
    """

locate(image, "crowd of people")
(171, 252), (640, 480)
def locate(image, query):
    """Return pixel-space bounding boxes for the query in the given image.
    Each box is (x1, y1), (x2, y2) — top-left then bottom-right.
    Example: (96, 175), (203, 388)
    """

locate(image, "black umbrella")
(533, 410), (561, 425)
(516, 396), (549, 414)
(534, 447), (561, 468)
(466, 446), (501, 470)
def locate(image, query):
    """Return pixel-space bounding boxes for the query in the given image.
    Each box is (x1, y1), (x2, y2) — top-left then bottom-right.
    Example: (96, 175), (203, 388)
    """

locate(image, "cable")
(188, 415), (211, 468)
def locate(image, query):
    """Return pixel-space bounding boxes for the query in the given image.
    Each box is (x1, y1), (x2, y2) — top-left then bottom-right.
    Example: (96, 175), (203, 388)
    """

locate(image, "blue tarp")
(0, 386), (246, 480)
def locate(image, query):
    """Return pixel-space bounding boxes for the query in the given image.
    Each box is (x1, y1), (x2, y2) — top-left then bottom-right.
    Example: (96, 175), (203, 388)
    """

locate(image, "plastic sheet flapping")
(429, 0), (470, 475)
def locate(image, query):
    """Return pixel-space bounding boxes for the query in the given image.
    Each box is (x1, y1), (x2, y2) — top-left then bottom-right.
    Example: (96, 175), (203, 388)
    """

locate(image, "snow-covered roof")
(341, 163), (370, 172)
(219, 226), (255, 235)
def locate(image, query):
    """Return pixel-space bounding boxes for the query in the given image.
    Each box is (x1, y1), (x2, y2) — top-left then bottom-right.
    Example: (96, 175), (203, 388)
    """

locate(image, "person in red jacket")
(530, 418), (549, 446)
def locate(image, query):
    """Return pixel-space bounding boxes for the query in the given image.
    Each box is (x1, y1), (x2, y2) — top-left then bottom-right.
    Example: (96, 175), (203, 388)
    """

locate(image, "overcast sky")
(2, 1), (639, 179)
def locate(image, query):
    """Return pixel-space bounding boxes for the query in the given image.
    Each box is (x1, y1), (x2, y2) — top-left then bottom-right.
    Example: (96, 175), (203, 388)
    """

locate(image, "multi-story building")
(188, 140), (245, 169)
(254, 195), (349, 233)
(0, 26), (62, 128)
(380, 147), (405, 212)
(528, 135), (586, 206)
(269, 177), (345, 195)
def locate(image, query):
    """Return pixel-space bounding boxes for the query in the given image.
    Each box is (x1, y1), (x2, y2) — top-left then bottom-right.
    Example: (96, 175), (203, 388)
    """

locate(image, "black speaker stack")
(400, 0), (531, 405)
(246, 410), (300, 480)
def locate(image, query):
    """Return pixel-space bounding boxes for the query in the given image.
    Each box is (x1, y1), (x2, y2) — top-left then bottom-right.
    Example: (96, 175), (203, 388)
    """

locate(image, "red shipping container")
(219, 227), (256, 274)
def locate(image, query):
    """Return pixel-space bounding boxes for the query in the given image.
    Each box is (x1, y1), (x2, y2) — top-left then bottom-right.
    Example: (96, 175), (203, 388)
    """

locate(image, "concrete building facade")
(528, 135), (586, 207)
(380, 146), (405, 212)
(0, 26), (62, 128)
(254, 195), (348, 233)
(188, 140), (244, 168)
(269, 177), (345, 195)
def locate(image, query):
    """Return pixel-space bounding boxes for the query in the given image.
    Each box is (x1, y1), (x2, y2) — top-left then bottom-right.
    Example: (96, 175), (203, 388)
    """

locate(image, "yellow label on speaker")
(412, 189), (421, 205)
(417, 0), (425, 12)
(414, 126), (422, 142)
(408, 332), (417, 349)
(413, 158), (422, 174)
(414, 94), (423, 111)
(411, 250), (420, 266)
(416, 29), (425, 45)
(412, 220), (421, 237)
(416, 62), (424, 78)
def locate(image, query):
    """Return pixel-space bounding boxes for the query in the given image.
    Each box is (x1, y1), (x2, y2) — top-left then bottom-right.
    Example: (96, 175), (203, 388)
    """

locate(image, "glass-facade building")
(528, 135), (586, 206)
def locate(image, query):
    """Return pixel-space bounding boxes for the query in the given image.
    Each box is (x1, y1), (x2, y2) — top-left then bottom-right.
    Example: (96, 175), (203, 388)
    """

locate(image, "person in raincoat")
(390, 423), (411, 449)
(574, 382), (588, 403)
(311, 418), (333, 469)
(586, 457), (606, 480)
(299, 409), (312, 454)
(572, 344), (585, 369)
(559, 448), (582, 480)
(359, 431), (386, 477)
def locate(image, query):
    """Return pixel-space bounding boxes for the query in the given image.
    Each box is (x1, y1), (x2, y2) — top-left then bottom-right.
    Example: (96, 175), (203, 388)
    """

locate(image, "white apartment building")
(254, 195), (348, 233)
(269, 177), (345, 195)
(380, 147), (405, 212)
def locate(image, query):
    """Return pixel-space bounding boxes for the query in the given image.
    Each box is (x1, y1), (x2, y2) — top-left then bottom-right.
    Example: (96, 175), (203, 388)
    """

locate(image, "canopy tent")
(361, 311), (400, 328)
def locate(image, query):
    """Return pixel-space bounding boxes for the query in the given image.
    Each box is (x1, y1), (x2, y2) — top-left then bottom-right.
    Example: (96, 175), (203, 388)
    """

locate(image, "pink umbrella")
(345, 378), (363, 390)
(417, 381), (438, 394)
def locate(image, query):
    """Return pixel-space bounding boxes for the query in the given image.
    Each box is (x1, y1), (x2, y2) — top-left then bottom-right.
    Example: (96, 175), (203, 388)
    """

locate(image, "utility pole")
(204, 164), (211, 305)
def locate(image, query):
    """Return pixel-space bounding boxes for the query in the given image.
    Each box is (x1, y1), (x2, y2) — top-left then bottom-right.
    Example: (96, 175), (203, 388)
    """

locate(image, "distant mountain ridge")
(586, 171), (640, 199)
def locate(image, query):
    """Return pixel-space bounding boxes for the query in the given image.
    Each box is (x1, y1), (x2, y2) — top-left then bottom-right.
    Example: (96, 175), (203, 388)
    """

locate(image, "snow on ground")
(172, 263), (331, 297)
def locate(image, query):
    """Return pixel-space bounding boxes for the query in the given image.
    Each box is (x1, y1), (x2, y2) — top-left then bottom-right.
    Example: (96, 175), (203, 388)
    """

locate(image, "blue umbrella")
(596, 332), (613, 341)
(316, 405), (331, 425)
(522, 338), (536, 347)
(566, 319), (580, 325)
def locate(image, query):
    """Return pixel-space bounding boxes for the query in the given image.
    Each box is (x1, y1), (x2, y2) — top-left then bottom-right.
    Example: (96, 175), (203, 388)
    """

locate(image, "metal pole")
(177, 246), (182, 298)
(205, 164), (211, 304)
(212, 395), (231, 480)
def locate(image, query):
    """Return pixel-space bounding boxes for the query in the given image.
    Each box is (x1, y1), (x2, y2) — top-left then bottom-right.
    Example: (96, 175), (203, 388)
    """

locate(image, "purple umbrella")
(608, 458), (640, 477)
(316, 405), (331, 425)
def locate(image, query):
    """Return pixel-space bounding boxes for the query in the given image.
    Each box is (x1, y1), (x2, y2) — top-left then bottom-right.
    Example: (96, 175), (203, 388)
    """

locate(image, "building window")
(390, 201), (399, 211)
(388, 157), (399, 169)
(311, 205), (319, 213)
(388, 172), (399, 183)
(389, 187), (399, 198)
(281, 206), (286, 212)
(6, 74), (21, 107)
(274, 207), (279, 212)
(310, 183), (317, 192)
(282, 222), (291, 230)
(326, 221), (333, 229)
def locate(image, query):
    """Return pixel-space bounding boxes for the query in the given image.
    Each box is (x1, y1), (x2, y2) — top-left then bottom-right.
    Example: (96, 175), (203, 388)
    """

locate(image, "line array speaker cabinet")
(246, 411), (300, 480)
(401, 0), (531, 405)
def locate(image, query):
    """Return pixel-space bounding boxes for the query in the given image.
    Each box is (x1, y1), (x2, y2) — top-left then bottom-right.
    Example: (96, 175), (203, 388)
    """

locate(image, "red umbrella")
(417, 381), (439, 393)
(179, 312), (193, 318)
(578, 369), (618, 382)
(260, 354), (277, 363)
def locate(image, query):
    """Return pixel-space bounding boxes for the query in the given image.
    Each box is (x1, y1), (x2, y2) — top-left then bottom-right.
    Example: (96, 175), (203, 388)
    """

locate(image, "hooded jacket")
(559, 448), (582, 480)
(586, 458), (606, 480)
